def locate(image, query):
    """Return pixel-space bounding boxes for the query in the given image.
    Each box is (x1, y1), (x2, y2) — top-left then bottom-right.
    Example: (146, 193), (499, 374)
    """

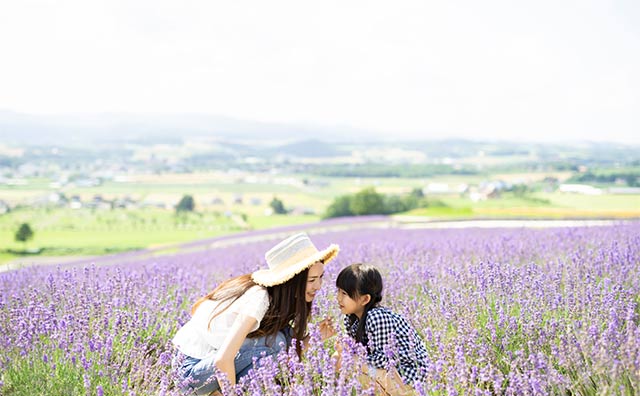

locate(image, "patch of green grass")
(1, 350), (86, 396)
(0, 206), (324, 263)
(0, 229), (228, 255)
(2, 176), (637, 266)
(0, 251), (14, 263)
(0, 207), (230, 229)
(536, 192), (640, 211)
(0, 177), (51, 190)
(93, 181), (302, 194)
(412, 192), (640, 219)
(404, 206), (474, 218)
(465, 194), (552, 209)
(0, 207), (245, 263)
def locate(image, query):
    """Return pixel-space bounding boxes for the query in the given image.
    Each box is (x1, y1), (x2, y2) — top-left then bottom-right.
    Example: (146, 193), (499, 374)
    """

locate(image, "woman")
(171, 232), (339, 395)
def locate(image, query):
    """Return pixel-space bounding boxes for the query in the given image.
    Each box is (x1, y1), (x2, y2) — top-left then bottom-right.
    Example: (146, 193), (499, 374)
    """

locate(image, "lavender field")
(1, 223), (639, 395)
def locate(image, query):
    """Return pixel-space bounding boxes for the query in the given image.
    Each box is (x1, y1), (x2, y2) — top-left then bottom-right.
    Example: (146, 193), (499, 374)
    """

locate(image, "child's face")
(336, 288), (369, 318)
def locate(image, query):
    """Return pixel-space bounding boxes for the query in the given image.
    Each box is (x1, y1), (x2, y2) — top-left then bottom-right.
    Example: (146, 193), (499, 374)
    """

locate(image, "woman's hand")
(318, 317), (337, 340)
(300, 317), (337, 356)
(334, 338), (343, 355)
(332, 338), (343, 370)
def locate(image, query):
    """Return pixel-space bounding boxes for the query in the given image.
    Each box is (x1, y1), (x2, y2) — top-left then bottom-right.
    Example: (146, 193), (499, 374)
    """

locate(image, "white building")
(559, 184), (603, 195)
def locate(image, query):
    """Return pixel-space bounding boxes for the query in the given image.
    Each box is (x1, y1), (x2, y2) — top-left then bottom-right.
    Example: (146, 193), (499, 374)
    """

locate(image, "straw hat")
(251, 232), (339, 287)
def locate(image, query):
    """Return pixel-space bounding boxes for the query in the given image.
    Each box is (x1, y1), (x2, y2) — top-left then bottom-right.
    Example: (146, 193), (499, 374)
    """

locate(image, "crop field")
(1, 175), (639, 267)
(0, 206), (319, 263)
(1, 222), (638, 395)
(405, 192), (640, 220)
(0, 208), (238, 259)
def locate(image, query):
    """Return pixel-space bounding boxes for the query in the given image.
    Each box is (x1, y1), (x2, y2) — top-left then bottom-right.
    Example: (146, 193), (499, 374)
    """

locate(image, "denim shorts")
(172, 330), (288, 395)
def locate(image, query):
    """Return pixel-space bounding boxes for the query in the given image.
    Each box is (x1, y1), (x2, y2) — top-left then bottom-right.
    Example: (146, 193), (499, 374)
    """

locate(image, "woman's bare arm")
(213, 315), (258, 392)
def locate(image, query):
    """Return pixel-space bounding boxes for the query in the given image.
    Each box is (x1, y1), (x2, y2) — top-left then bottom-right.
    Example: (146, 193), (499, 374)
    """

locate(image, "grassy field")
(1, 228), (222, 254)
(418, 192), (640, 219)
(0, 208), (233, 260)
(1, 173), (638, 264)
(0, 206), (321, 263)
(535, 191), (640, 210)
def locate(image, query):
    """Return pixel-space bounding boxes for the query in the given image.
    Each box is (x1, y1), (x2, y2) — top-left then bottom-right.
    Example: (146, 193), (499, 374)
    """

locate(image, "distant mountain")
(266, 139), (346, 158)
(0, 110), (370, 146)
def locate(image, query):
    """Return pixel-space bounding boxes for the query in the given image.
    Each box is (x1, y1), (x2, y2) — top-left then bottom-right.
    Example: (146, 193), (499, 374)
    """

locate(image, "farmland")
(2, 138), (639, 264)
(2, 170), (639, 265)
(1, 140), (638, 394)
(1, 223), (638, 395)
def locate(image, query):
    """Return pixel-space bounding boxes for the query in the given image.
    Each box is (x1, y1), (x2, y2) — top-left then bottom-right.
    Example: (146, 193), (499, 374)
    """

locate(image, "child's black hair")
(335, 263), (383, 345)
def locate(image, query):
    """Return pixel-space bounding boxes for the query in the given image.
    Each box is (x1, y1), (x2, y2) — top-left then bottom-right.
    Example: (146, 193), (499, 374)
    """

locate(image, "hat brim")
(251, 244), (339, 287)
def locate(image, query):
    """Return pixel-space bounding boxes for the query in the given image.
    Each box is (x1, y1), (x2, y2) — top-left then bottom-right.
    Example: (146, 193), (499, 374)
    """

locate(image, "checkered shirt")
(344, 306), (428, 384)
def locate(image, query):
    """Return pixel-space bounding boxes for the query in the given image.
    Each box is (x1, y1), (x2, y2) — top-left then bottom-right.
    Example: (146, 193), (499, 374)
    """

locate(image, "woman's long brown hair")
(191, 269), (312, 356)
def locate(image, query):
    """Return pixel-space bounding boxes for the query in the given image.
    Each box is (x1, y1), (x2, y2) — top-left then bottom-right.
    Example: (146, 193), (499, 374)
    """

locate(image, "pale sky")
(0, 0), (639, 143)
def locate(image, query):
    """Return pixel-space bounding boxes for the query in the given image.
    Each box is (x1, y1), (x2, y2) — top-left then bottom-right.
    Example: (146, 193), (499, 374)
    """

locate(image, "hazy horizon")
(1, 108), (639, 146)
(1, 1), (639, 144)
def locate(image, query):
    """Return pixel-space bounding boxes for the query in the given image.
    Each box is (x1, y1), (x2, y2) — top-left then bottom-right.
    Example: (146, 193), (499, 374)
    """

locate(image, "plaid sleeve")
(365, 309), (395, 370)
(343, 315), (357, 338)
(343, 315), (351, 332)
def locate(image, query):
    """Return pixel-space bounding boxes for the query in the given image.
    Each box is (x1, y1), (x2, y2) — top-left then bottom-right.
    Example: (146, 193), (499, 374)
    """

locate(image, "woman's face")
(305, 261), (324, 302)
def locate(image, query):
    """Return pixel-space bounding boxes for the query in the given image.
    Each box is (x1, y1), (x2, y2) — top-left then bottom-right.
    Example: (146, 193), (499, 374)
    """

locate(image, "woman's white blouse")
(172, 285), (270, 359)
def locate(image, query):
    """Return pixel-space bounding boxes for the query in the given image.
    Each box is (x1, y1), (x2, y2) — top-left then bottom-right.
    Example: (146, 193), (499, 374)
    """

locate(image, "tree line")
(306, 164), (477, 178)
(568, 171), (640, 187)
(323, 187), (434, 218)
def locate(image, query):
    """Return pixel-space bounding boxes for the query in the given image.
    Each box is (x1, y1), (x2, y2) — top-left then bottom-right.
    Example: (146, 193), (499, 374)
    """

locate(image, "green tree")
(410, 187), (424, 198)
(511, 184), (529, 197)
(402, 194), (421, 210)
(15, 223), (34, 247)
(270, 197), (287, 214)
(323, 195), (353, 218)
(383, 194), (421, 214)
(349, 187), (385, 215)
(176, 195), (195, 213)
(383, 195), (406, 214)
(324, 187), (431, 219)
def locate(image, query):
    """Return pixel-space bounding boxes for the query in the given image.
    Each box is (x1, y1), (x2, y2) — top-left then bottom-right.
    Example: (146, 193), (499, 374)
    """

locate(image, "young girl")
(172, 232), (339, 395)
(335, 263), (428, 392)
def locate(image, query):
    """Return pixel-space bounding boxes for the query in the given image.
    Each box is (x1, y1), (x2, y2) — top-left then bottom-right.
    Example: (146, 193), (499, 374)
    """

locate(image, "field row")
(1, 223), (638, 395)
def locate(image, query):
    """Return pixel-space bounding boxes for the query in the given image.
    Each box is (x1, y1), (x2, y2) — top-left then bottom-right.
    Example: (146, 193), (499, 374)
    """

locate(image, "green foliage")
(270, 197), (287, 214)
(1, 350), (87, 396)
(510, 184), (529, 197)
(0, 271), (184, 396)
(0, 207), (240, 263)
(324, 195), (353, 218)
(349, 187), (385, 215)
(405, 205), (473, 218)
(568, 170), (640, 187)
(410, 187), (424, 198)
(14, 223), (34, 244)
(323, 187), (428, 218)
(383, 194), (420, 214)
(175, 195), (195, 213)
(383, 195), (409, 214)
(308, 163), (477, 178)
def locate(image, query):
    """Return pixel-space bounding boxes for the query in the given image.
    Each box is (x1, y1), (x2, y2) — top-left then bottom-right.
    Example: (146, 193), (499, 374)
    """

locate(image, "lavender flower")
(0, 222), (638, 394)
